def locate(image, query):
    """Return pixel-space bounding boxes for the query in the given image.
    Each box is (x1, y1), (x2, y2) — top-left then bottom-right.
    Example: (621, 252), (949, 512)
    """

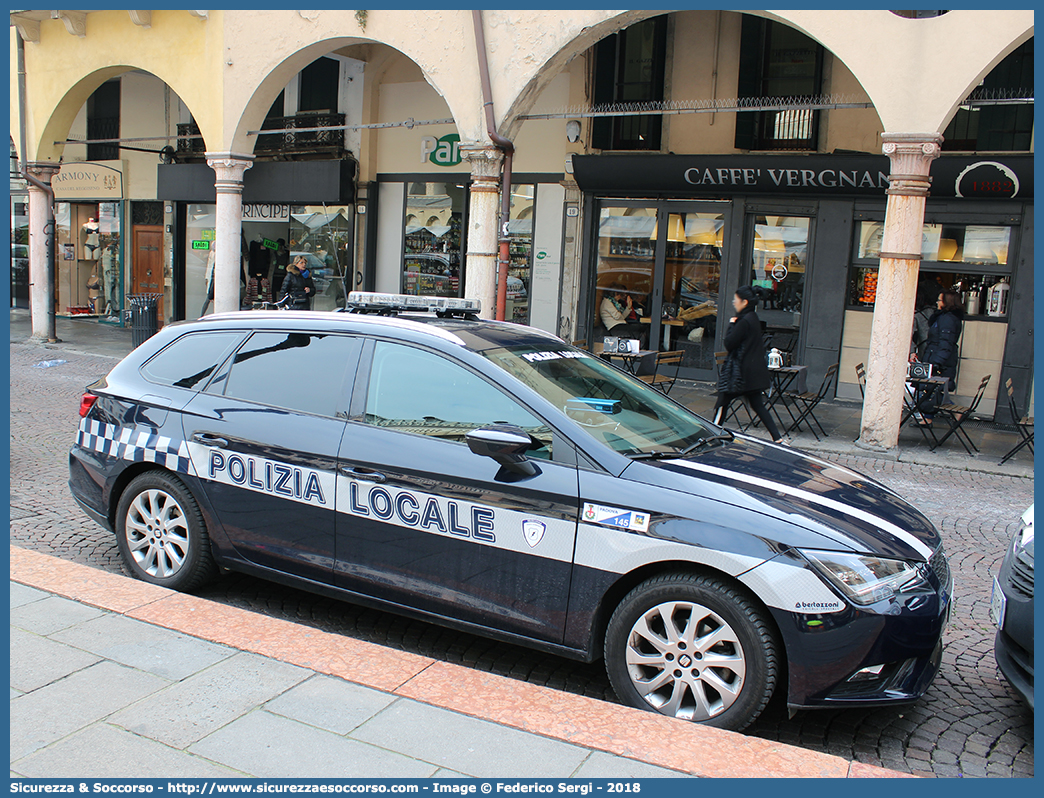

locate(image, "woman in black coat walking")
(712, 285), (787, 444)
(916, 289), (964, 423)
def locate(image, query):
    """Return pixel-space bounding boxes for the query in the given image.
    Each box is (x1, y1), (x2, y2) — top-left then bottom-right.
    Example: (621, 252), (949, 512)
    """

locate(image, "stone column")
(461, 144), (502, 318)
(205, 153), (254, 314)
(26, 162), (60, 342)
(858, 133), (942, 451)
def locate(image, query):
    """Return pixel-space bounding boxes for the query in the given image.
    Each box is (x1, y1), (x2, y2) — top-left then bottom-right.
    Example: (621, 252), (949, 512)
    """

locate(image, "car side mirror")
(466, 425), (537, 476)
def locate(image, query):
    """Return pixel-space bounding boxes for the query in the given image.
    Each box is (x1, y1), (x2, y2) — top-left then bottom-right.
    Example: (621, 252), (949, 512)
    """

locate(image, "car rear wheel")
(604, 572), (779, 731)
(115, 471), (216, 591)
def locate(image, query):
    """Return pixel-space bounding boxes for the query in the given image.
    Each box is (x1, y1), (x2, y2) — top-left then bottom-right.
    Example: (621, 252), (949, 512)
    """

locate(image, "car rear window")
(140, 332), (244, 391)
(217, 331), (358, 417)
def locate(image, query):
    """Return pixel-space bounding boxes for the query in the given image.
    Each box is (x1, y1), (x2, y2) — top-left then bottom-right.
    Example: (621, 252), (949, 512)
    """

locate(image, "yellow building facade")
(10, 9), (1034, 443)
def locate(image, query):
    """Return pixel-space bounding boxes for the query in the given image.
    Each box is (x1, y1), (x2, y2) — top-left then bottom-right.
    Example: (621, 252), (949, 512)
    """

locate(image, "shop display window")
(187, 203), (355, 319)
(403, 183), (464, 297)
(10, 195), (29, 309)
(848, 267), (1013, 318)
(847, 221), (1014, 318)
(856, 221), (1011, 265)
(289, 206), (353, 312)
(55, 201), (122, 322)
(185, 203), (216, 320)
(505, 185), (535, 324)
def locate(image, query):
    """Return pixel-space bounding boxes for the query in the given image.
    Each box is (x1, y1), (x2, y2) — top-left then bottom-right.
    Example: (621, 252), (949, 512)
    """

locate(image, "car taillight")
(79, 393), (98, 418)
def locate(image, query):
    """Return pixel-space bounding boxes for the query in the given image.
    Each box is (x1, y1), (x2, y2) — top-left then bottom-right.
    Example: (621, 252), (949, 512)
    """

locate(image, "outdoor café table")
(900, 375), (951, 430)
(606, 349), (657, 374)
(763, 364), (808, 432)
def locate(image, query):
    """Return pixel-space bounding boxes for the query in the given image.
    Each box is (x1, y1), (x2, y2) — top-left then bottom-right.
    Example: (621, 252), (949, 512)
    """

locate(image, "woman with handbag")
(915, 289), (964, 425)
(712, 285), (789, 445)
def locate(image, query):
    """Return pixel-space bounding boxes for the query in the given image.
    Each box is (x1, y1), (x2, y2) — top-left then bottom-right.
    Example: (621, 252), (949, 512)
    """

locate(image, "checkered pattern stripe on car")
(76, 418), (191, 474)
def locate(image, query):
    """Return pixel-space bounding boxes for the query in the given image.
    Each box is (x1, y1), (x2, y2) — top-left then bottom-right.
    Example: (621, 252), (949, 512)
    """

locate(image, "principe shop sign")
(242, 204), (291, 222)
(571, 154), (1033, 200)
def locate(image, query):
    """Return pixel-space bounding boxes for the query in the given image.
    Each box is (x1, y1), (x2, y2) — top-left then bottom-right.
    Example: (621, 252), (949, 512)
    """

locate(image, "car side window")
(364, 341), (553, 457)
(140, 332), (243, 391)
(216, 331), (357, 417)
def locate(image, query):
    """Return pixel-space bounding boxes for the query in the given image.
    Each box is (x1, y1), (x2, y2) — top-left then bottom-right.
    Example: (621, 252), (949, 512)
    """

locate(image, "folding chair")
(713, 351), (754, 429)
(1000, 377), (1034, 464)
(854, 362), (866, 399)
(781, 364), (838, 441)
(634, 351), (659, 379)
(930, 374), (991, 454)
(638, 351), (683, 395)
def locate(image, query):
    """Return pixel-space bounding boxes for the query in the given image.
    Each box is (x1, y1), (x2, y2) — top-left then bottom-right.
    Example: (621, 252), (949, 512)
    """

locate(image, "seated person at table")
(600, 283), (648, 345)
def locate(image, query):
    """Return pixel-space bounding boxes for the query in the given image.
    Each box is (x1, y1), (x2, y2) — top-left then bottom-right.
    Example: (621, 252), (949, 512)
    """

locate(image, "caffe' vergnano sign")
(52, 162), (124, 200)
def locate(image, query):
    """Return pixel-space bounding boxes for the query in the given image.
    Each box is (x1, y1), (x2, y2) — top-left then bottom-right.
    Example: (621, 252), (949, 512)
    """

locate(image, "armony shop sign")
(52, 161), (124, 200)
(571, 154), (1032, 200)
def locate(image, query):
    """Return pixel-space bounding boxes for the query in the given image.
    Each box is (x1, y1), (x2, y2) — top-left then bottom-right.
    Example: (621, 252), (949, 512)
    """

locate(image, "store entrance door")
(740, 214), (813, 361)
(591, 201), (728, 380)
(132, 225), (164, 323)
(648, 204), (728, 374)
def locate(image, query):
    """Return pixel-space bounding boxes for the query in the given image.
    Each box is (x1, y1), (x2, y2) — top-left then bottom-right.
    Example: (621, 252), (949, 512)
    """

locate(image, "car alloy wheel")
(115, 471), (216, 591)
(604, 572), (778, 730)
(125, 488), (190, 578)
(624, 600), (746, 721)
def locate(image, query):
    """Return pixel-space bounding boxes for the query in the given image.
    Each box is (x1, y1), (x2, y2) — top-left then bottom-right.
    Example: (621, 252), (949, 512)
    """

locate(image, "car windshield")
(480, 344), (723, 457)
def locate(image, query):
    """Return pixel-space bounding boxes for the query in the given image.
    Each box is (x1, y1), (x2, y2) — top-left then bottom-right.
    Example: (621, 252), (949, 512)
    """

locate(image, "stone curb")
(10, 546), (916, 779)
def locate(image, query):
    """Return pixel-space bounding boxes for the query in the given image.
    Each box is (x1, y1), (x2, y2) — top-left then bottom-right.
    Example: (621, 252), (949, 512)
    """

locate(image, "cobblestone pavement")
(9, 341), (1034, 778)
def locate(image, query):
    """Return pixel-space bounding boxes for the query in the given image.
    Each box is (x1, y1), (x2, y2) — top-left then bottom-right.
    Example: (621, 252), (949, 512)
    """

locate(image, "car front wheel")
(115, 471), (217, 591)
(604, 572), (779, 731)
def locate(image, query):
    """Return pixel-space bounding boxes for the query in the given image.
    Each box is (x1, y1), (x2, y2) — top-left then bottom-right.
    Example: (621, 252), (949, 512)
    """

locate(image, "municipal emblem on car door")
(522, 520), (546, 548)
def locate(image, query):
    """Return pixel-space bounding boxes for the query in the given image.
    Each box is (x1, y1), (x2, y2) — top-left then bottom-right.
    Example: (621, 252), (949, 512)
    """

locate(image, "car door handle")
(192, 432), (229, 448)
(339, 466), (386, 483)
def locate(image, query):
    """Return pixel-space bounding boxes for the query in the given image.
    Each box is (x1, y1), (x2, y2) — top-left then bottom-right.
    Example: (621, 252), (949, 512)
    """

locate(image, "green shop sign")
(421, 134), (462, 168)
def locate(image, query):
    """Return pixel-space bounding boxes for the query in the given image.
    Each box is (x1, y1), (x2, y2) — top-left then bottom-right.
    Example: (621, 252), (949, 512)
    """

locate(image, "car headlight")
(800, 550), (927, 605)
(1013, 506), (1033, 555)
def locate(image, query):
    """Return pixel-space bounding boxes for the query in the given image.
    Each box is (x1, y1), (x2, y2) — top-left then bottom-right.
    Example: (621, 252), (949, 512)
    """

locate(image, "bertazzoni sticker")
(582, 502), (651, 533)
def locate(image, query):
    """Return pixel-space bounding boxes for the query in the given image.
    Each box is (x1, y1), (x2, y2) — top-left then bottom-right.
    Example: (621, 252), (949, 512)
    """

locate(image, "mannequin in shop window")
(80, 217), (100, 260)
(249, 236), (271, 276)
(248, 236), (272, 304)
(100, 232), (119, 318)
(86, 264), (102, 314)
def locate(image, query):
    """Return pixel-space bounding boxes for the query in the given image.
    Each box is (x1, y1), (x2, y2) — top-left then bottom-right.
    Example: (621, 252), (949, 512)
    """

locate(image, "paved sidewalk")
(10, 308), (136, 360)
(10, 548), (909, 779)
(670, 382), (1032, 478)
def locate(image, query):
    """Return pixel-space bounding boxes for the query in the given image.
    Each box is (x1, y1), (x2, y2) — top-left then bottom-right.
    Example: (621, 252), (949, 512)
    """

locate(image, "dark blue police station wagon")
(69, 293), (954, 730)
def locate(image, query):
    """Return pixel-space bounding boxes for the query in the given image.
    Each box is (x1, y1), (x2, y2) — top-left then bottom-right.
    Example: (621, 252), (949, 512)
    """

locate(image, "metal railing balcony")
(177, 112), (347, 159)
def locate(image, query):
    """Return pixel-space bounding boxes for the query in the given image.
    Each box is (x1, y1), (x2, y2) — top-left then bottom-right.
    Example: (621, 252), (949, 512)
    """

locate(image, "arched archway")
(30, 64), (217, 165)
(227, 37), (467, 156)
(490, 9), (1031, 137)
(761, 9), (1033, 133)
(31, 69), (214, 327)
(493, 9), (887, 158)
(937, 31), (1034, 134)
